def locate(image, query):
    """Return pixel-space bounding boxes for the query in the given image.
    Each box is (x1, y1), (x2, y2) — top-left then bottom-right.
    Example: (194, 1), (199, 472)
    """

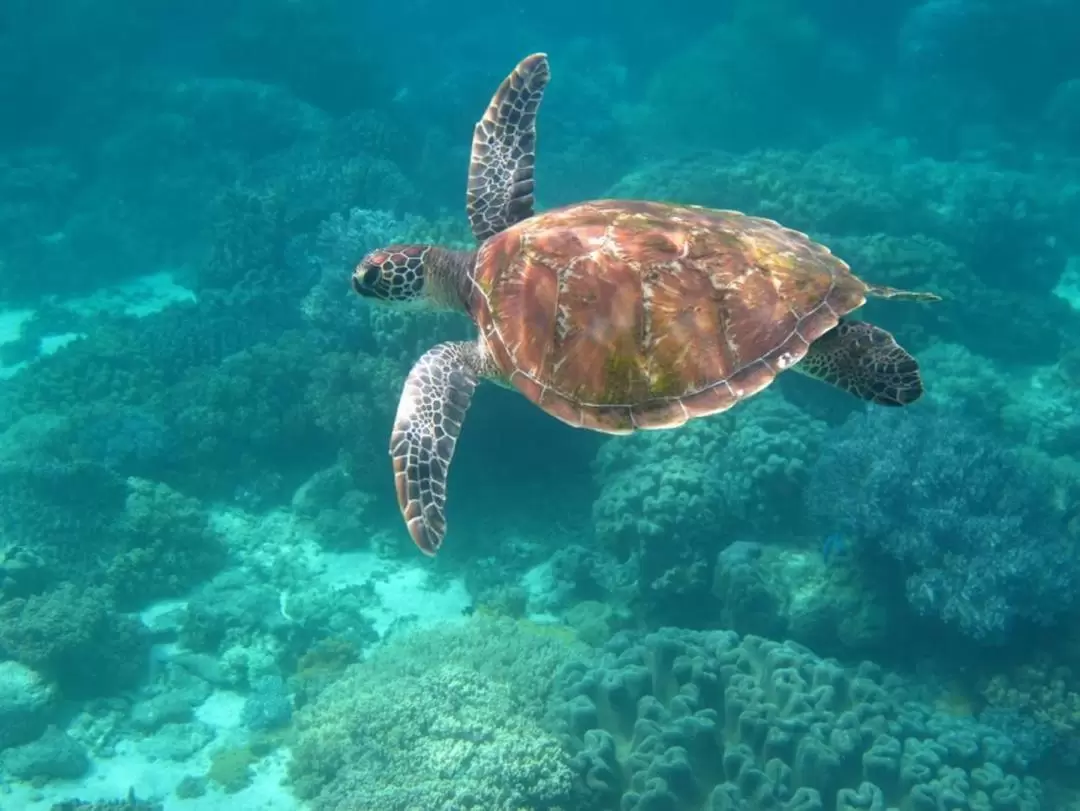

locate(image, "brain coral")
(549, 628), (1041, 811)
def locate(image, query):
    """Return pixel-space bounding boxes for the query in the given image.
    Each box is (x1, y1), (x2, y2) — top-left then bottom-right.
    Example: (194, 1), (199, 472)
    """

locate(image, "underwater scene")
(2, 1), (1080, 809)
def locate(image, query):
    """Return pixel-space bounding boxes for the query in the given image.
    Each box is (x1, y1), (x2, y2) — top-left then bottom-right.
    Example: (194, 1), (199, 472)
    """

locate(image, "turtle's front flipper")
(796, 319), (924, 406)
(467, 53), (550, 242)
(391, 340), (493, 555)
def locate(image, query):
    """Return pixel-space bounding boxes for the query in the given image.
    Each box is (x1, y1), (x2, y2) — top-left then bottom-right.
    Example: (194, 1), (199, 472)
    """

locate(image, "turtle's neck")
(425, 247), (478, 315)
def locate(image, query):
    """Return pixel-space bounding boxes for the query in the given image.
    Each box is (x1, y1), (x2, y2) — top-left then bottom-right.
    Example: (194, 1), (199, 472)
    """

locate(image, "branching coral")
(806, 407), (1078, 642)
(980, 659), (1080, 766)
(196, 185), (290, 295)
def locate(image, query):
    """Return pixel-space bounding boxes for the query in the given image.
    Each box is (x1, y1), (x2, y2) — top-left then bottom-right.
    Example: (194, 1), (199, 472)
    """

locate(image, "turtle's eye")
(353, 265), (380, 294)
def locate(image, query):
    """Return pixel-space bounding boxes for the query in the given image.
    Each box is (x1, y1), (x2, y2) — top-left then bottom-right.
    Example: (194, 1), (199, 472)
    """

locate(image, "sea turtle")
(352, 53), (940, 556)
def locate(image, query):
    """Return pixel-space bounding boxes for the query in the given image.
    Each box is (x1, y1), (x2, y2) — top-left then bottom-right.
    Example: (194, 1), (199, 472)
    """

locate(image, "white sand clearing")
(315, 549), (472, 638)
(62, 271), (196, 319)
(0, 730), (299, 811)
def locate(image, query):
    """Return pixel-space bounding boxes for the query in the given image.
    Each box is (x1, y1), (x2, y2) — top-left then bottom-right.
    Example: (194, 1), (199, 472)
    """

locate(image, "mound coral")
(0, 659), (55, 750)
(0, 413), (226, 608)
(108, 478), (228, 609)
(0, 583), (148, 698)
(591, 390), (824, 626)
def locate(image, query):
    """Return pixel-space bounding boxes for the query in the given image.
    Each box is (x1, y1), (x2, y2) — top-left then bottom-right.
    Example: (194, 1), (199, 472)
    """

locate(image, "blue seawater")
(0, 2), (1078, 809)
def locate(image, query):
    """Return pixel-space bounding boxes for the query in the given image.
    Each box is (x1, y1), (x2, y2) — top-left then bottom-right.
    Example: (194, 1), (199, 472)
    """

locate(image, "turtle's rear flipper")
(796, 319), (924, 406)
(467, 53), (550, 242)
(391, 341), (491, 555)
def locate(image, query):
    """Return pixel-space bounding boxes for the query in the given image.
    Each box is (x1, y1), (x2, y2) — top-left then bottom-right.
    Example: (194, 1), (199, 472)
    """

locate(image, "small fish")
(822, 533), (848, 565)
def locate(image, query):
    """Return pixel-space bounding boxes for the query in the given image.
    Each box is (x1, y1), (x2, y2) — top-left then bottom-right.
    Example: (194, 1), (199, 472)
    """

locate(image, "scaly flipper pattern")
(390, 340), (496, 554)
(466, 53), (550, 242)
(796, 319), (924, 406)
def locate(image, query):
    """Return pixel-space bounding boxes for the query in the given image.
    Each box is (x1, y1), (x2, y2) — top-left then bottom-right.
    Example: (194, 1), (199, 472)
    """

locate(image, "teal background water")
(0, 2), (1079, 809)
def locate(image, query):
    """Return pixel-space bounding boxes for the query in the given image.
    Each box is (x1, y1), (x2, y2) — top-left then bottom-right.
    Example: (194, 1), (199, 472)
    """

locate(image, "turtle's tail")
(866, 282), (942, 303)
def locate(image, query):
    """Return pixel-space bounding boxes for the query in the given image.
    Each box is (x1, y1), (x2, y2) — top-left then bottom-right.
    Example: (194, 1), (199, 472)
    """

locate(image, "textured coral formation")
(0, 412), (227, 621)
(711, 541), (892, 659)
(0, 584), (148, 697)
(1, 725), (89, 781)
(550, 628), (1041, 811)
(0, 659), (55, 750)
(47, 792), (161, 811)
(591, 390), (824, 626)
(981, 659), (1080, 766)
(289, 615), (587, 810)
(178, 561), (378, 684)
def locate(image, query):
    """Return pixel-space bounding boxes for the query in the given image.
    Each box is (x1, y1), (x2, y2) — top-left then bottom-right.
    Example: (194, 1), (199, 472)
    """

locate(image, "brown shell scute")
(471, 199), (869, 431)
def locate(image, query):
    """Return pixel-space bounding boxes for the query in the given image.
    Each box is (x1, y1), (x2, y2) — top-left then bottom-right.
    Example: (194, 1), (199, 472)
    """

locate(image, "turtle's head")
(353, 244), (475, 313)
(352, 245), (430, 309)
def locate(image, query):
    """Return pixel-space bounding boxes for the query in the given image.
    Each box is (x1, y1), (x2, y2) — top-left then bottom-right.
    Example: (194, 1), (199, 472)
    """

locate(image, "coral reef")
(980, 658), (1080, 767)
(711, 540), (893, 659)
(0, 541), (48, 599)
(241, 673), (293, 731)
(206, 743), (263, 794)
(108, 478), (228, 609)
(0, 584), (148, 697)
(178, 564), (378, 676)
(630, 0), (864, 156)
(0, 439), (130, 581)
(0, 659), (55, 750)
(289, 615), (588, 810)
(47, 790), (161, 811)
(0, 413), (226, 605)
(591, 390), (824, 626)
(1, 725), (89, 782)
(1, 5), (1080, 809)
(549, 628), (1041, 810)
(806, 407), (1079, 642)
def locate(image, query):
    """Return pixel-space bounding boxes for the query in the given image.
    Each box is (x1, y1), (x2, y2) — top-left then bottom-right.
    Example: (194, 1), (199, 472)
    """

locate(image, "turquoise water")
(0, 2), (1078, 809)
